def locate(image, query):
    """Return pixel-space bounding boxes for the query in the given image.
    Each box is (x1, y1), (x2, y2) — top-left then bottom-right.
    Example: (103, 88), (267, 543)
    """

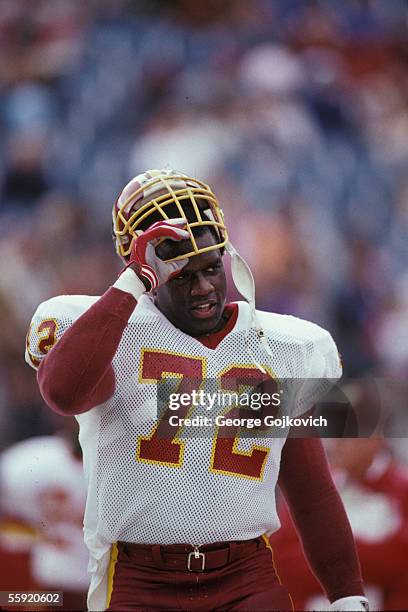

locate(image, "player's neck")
(194, 303), (238, 348)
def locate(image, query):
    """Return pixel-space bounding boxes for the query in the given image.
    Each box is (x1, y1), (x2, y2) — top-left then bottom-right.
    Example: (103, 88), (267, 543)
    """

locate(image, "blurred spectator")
(1, 132), (50, 209)
(375, 272), (408, 377)
(332, 236), (383, 376)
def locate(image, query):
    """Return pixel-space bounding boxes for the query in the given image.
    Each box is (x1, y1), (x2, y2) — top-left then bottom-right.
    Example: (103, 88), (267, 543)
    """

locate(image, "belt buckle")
(187, 548), (206, 572)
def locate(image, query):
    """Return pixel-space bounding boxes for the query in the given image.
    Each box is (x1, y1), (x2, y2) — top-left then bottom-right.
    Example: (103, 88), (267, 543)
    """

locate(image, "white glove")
(331, 596), (369, 611)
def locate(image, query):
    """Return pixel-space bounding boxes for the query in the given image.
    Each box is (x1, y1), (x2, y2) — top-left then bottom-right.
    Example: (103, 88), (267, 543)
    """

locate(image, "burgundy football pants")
(107, 537), (293, 611)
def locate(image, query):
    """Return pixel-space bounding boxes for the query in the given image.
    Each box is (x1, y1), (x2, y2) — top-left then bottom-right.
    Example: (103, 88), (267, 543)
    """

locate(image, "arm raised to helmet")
(36, 220), (188, 416)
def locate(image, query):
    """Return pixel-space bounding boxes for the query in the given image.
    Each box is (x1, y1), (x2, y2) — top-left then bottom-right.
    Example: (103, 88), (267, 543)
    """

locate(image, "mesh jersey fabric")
(26, 292), (341, 611)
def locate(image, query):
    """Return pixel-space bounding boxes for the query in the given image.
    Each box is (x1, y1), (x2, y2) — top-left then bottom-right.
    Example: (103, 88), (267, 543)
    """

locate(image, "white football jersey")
(26, 293), (341, 610)
(0, 436), (88, 591)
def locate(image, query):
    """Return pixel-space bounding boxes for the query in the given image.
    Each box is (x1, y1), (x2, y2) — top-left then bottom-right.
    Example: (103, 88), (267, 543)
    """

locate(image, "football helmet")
(112, 168), (273, 370)
(112, 169), (228, 263)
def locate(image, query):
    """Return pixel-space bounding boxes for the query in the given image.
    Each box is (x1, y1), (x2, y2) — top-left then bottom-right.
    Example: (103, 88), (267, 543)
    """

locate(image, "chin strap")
(226, 242), (273, 373)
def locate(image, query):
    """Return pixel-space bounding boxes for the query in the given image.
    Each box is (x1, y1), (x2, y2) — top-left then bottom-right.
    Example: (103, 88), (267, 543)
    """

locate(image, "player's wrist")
(113, 267), (147, 299)
(331, 596), (369, 611)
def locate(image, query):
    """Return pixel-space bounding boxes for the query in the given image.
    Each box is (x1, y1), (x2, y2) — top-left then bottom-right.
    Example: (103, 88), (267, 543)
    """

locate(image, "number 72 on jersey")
(136, 349), (279, 481)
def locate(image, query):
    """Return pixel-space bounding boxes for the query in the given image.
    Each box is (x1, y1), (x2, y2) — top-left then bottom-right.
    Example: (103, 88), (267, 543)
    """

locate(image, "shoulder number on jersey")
(26, 319), (59, 368)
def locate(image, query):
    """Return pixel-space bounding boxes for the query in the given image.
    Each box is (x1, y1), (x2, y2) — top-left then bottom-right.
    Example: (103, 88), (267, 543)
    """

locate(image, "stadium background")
(0, 0), (407, 610)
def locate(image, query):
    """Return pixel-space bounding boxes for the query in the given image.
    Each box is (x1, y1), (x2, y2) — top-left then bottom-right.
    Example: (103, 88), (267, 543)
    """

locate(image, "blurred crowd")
(1, 0), (407, 447)
(0, 1), (407, 608)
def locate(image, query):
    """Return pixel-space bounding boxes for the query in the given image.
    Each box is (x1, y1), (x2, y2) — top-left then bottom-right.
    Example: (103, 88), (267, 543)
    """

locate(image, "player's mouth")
(190, 300), (218, 319)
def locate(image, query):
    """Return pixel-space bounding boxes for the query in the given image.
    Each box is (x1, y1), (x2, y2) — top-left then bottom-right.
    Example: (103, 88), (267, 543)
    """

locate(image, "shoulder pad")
(256, 310), (342, 380)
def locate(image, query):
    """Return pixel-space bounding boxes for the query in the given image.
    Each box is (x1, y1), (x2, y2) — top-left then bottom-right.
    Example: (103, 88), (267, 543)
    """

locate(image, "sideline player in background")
(25, 169), (369, 611)
(272, 433), (408, 611)
(0, 419), (88, 610)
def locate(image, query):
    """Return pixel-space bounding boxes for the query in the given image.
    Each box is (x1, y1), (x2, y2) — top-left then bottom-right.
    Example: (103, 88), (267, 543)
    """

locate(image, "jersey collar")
(136, 294), (250, 349)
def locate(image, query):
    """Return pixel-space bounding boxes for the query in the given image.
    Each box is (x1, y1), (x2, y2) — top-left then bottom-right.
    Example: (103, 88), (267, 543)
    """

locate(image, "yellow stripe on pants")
(106, 543), (119, 610)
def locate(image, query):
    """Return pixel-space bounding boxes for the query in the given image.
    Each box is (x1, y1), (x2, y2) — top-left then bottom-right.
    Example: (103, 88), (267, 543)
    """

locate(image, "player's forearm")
(289, 483), (364, 602)
(278, 438), (365, 603)
(38, 271), (145, 415)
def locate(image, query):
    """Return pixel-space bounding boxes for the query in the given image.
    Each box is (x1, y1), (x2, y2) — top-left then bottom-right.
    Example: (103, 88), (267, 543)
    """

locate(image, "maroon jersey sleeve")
(38, 288), (137, 415)
(278, 437), (365, 603)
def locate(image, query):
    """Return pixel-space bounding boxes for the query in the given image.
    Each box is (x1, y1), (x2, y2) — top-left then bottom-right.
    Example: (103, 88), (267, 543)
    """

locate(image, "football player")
(25, 169), (369, 611)
(0, 424), (88, 610)
(272, 436), (408, 611)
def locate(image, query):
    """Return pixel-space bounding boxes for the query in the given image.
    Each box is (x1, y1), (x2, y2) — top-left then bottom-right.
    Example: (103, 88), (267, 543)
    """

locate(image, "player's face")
(154, 231), (227, 336)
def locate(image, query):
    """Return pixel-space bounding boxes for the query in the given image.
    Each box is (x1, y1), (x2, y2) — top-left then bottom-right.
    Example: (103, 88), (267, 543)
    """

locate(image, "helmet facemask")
(112, 170), (228, 263)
